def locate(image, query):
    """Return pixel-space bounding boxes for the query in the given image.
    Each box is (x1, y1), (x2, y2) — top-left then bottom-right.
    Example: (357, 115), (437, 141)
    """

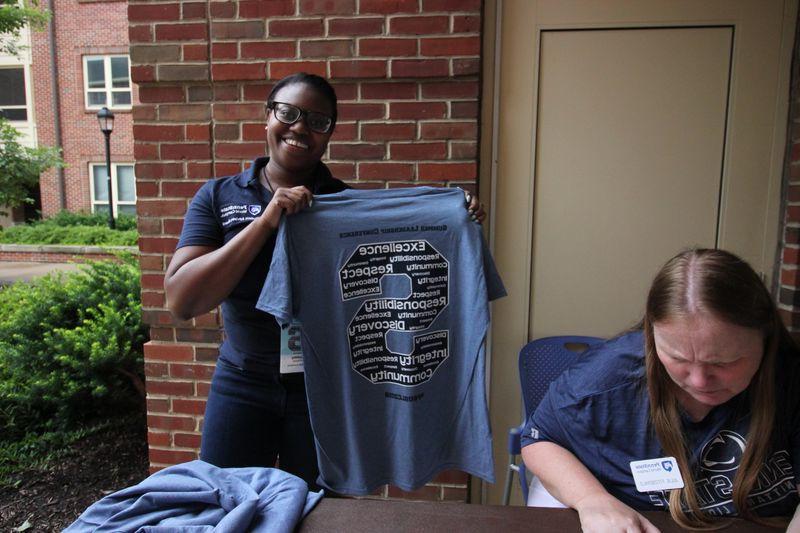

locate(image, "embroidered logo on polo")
(219, 204), (263, 227)
(339, 239), (449, 386)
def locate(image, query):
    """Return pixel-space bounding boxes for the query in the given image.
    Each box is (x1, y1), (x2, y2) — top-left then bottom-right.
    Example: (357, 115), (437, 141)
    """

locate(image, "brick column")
(131, 0), (481, 502)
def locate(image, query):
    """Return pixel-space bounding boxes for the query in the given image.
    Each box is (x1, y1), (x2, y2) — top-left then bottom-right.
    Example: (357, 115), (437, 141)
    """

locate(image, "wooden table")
(298, 498), (775, 532)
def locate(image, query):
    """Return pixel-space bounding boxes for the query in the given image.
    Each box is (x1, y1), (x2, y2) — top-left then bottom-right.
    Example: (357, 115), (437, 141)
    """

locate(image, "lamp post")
(97, 106), (115, 229)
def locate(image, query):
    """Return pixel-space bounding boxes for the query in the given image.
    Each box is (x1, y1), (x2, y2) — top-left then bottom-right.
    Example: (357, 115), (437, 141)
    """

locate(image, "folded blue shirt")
(64, 460), (323, 533)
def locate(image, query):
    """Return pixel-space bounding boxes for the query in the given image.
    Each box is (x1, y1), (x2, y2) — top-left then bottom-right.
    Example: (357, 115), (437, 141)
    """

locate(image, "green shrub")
(0, 210), (138, 245)
(0, 257), (147, 440)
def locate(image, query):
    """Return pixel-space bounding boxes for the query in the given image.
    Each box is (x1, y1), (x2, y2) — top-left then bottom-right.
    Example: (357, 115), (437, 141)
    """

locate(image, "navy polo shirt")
(176, 157), (348, 373)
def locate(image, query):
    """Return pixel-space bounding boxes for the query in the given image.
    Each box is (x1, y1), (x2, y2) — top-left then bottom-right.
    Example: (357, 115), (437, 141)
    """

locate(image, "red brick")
(212, 63), (266, 81)
(420, 121), (477, 140)
(137, 216), (162, 234)
(269, 61), (326, 79)
(329, 143), (385, 160)
(210, 1), (236, 17)
(330, 60), (387, 79)
(783, 246), (799, 265)
(197, 382), (212, 397)
(215, 142), (264, 159)
(133, 124), (184, 142)
(132, 65), (155, 84)
(243, 83), (274, 100)
(174, 432), (203, 448)
(390, 102), (446, 120)
(300, 39), (353, 58)
(421, 81), (478, 99)
(173, 399), (207, 415)
(391, 142), (446, 160)
(359, 38), (417, 57)
(141, 273), (166, 290)
(161, 143), (212, 160)
(329, 17), (383, 36)
(241, 41), (295, 59)
(148, 431), (171, 447)
(390, 15), (448, 35)
(164, 218), (186, 234)
(182, 44), (207, 61)
(162, 181), (205, 197)
(239, 0), (295, 18)
(147, 398), (170, 413)
(146, 378), (196, 397)
(170, 363), (216, 380)
(139, 86), (185, 104)
(176, 327), (223, 343)
(423, 0), (481, 10)
(326, 162), (355, 179)
(338, 103), (385, 120)
(214, 84), (239, 100)
(138, 199), (190, 217)
(158, 64), (210, 82)
(188, 85), (214, 102)
(361, 82), (417, 100)
(133, 105), (158, 120)
(149, 448), (198, 465)
(453, 15), (480, 33)
(332, 82), (358, 100)
(182, 2), (206, 19)
(129, 3), (180, 22)
(387, 484), (440, 500)
(450, 141), (477, 158)
(155, 23), (208, 41)
(421, 36), (480, 56)
(269, 19), (324, 38)
(358, 162), (413, 180)
(150, 328), (176, 342)
(392, 59), (448, 78)
(361, 0), (417, 14)
(139, 236), (180, 254)
(216, 123), (241, 140)
(145, 361), (169, 377)
(187, 162), (213, 179)
(349, 180), (386, 189)
(139, 254), (164, 270)
(431, 469), (469, 484)
(215, 162), (243, 175)
(135, 143), (160, 161)
(330, 122), (356, 141)
(451, 101), (478, 119)
(782, 267), (800, 286)
(129, 25), (153, 43)
(142, 291), (166, 307)
(243, 123), (268, 140)
(160, 104), (212, 121)
(362, 123), (415, 141)
(788, 206), (800, 222)
(453, 57), (479, 75)
(211, 42), (237, 59)
(418, 162), (476, 181)
(195, 346), (220, 362)
(136, 163), (184, 180)
(211, 20), (265, 39)
(300, 0), (355, 15)
(186, 124), (211, 141)
(442, 487), (468, 501)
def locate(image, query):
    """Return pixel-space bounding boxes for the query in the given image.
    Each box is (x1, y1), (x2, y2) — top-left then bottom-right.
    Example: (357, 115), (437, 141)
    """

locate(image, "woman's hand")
(263, 185), (314, 229)
(574, 492), (661, 533)
(464, 191), (486, 224)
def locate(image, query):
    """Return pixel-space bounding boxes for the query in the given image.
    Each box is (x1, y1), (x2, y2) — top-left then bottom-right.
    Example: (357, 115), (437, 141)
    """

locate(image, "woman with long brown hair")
(521, 248), (799, 531)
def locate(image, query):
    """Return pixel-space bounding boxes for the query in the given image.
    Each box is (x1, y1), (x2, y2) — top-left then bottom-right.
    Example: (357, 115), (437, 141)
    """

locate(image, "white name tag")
(629, 457), (685, 492)
(280, 320), (304, 374)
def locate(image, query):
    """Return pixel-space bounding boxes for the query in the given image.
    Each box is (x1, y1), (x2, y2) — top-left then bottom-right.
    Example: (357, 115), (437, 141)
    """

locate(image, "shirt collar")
(235, 157), (270, 188)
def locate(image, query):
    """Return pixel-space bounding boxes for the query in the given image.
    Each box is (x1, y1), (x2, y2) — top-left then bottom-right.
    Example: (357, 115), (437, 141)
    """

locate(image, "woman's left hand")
(464, 191), (486, 224)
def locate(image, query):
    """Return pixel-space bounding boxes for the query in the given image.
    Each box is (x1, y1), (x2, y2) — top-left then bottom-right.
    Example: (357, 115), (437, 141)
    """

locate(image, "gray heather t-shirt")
(256, 187), (506, 495)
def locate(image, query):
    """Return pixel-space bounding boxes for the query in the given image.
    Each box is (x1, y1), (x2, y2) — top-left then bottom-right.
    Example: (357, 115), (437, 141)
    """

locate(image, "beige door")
(480, 0), (796, 505)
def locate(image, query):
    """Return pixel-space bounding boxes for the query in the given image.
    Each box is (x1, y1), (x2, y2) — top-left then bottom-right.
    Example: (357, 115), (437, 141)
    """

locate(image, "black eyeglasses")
(266, 101), (334, 134)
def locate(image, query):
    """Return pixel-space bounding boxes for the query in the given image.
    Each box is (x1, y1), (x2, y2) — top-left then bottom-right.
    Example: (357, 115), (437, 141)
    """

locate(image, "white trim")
(82, 55), (132, 111)
(88, 162), (137, 217)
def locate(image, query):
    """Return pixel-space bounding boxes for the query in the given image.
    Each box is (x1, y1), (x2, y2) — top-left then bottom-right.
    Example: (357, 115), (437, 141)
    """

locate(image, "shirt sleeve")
(520, 381), (573, 450)
(480, 232), (507, 301)
(176, 180), (223, 249)
(256, 219), (293, 327)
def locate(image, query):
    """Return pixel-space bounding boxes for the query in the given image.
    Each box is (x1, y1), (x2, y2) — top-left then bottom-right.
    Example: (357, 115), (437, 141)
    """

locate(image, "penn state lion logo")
(248, 205), (262, 216)
(699, 430), (746, 473)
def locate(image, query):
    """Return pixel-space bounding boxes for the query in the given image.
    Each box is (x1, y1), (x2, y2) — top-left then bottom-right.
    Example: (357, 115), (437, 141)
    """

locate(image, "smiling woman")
(521, 249), (800, 531)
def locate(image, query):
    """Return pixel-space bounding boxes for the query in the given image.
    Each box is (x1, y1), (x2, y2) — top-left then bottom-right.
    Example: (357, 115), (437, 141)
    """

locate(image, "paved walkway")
(0, 261), (82, 285)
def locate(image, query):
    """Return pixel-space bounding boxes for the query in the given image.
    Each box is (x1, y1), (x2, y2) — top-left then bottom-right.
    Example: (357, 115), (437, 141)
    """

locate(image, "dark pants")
(199, 357), (320, 490)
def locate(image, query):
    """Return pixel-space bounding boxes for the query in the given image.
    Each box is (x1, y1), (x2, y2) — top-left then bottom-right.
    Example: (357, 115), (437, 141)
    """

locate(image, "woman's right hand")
(263, 185), (314, 229)
(575, 492), (661, 533)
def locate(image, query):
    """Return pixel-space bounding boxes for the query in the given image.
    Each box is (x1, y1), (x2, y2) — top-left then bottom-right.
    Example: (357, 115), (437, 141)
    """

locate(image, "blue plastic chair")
(501, 335), (603, 505)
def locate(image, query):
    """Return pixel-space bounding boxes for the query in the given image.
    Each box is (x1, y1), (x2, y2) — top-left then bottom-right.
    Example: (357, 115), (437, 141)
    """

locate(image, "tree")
(0, 117), (62, 216)
(0, 0), (50, 57)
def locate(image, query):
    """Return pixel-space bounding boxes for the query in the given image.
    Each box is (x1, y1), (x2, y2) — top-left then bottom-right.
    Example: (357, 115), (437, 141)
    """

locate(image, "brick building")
(0, 0), (138, 224)
(131, 0), (800, 506)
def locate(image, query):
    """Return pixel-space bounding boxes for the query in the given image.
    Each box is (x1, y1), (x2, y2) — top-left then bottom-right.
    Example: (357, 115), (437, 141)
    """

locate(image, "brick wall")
(131, 0), (481, 502)
(30, 0), (136, 216)
(779, 15), (800, 337)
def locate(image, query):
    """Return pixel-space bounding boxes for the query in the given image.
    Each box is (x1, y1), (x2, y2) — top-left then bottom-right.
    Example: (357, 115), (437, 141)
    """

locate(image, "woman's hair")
(266, 72), (338, 131)
(643, 248), (794, 529)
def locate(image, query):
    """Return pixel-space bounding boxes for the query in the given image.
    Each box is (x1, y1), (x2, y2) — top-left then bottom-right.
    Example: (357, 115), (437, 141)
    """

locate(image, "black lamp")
(97, 106), (115, 229)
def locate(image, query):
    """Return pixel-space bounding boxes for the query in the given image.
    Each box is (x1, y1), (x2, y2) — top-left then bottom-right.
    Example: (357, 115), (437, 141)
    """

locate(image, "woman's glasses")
(266, 101), (334, 134)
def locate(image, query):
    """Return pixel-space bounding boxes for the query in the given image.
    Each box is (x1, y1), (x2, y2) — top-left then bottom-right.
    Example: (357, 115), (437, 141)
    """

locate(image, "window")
(0, 67), (28, 121)
(83, 55), (131, 110)
(90, 163), (136, 216)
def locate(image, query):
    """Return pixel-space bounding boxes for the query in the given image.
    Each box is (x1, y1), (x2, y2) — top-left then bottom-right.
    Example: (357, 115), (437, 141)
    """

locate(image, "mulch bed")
(0, 412), (149, 532)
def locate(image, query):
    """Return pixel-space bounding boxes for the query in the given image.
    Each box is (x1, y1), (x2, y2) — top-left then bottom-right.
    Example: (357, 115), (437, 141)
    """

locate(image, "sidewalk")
(0, 261), (82, 285)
